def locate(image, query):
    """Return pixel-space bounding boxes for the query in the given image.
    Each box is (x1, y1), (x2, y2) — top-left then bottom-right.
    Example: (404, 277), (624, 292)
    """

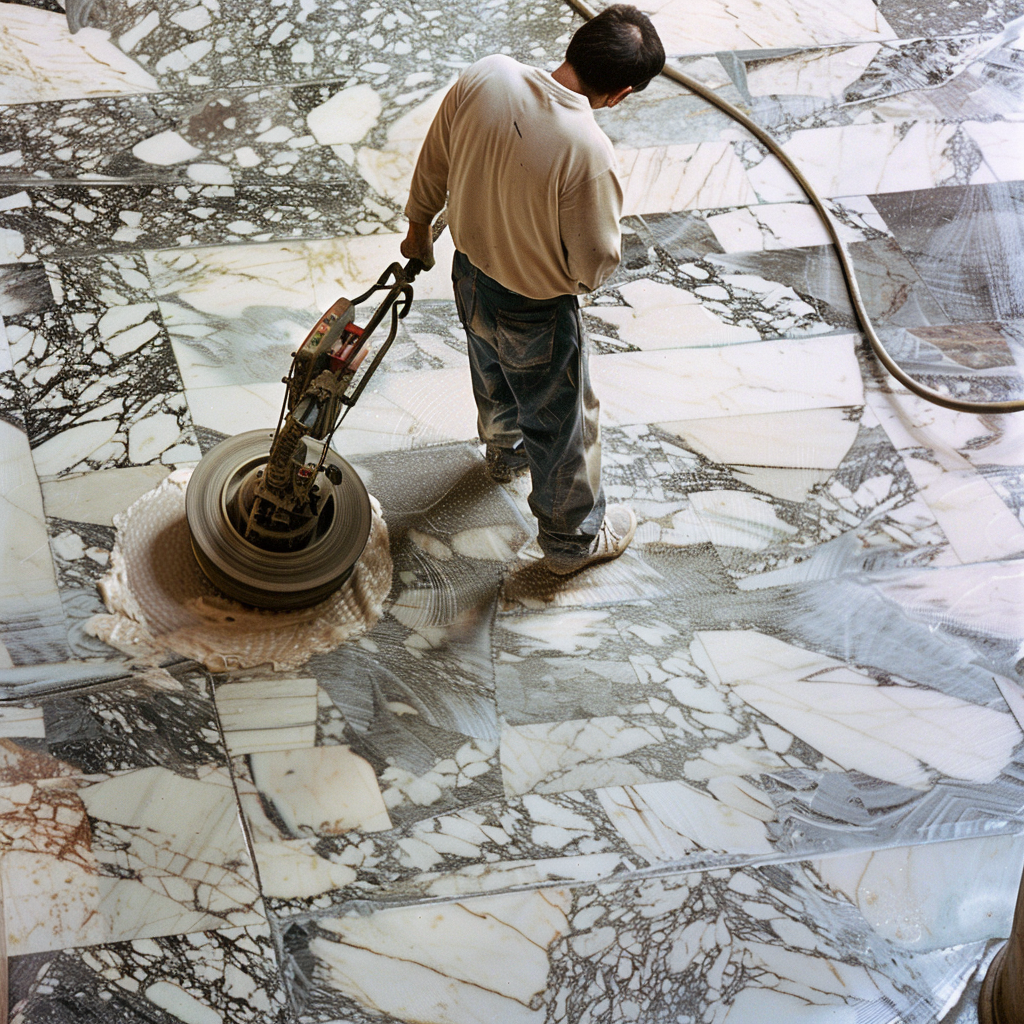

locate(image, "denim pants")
(452, 250), (605, 558)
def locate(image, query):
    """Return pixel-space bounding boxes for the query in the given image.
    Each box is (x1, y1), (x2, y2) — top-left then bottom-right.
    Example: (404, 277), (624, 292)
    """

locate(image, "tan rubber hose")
(562, 0), (1024, 414)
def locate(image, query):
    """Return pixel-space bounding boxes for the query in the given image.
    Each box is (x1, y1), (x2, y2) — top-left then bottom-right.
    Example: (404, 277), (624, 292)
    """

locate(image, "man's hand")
(401, 220), (435, 270)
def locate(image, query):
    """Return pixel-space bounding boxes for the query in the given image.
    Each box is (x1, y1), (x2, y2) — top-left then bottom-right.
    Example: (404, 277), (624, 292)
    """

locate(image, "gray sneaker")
(544, 505), (638, 576)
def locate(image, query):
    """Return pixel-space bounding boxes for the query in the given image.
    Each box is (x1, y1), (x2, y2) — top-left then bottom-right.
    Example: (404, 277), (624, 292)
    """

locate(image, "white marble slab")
(868, 391), (1024, 563)
(215, 676), (318, 756)
(587, 278), (761, 348)
(591, 334), (864, 425)
(0, 5), (157, 105)
(816, 833), (1024, 951)
(688, 488), (802, 551)
(187, 377), (470, 457)
(599, 779), (773, 861)
(0, 419), (65, 636)
(0, 227), (29, 263)
(368, 365), (480, 448)
(693, 629), (1021, 789)
(635, 0), (895, 55)
(1, 848), (104, 956)
(311, 889), (571, 1024)
(0, 706), (45, 738)
(745, 123), (967, 201)
(249, 746), (392, 835)
(307, 83), (383, 147)
(617, 143), (759, 216)
(901, 453), (1024, 563)
(658, 407), (861, 469)
(873, 560), (1024, 641)
(40, 465), (172, 527)
(964, 121), (1024, 182)
(185, 383), (284, 436)
(2, 764), (263, 955)
(308, 229), (456, 308)
(864, 389), (1024, 470)
(744, 43), (883, 98)
(149, 232), (457, 390)
(501, 715), (668, 797)
(147, 242), (319, 321)
(355, 81), (454, 206)
(705, 200), (886, 253)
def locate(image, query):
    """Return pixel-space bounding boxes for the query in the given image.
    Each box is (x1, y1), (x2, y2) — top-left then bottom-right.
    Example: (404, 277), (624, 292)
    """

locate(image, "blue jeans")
(452, 250), (605, 559)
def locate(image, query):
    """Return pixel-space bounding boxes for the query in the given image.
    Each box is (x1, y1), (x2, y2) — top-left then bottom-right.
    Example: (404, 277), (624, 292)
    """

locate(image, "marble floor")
(1, 0), (1024, 1020)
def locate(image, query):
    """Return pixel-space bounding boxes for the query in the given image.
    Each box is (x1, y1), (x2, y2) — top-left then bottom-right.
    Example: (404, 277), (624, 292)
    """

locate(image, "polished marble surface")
(1, 0), (1024, 1020)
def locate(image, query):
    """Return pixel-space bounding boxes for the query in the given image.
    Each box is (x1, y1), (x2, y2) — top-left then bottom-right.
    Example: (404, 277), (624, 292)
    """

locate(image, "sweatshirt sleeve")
(404, 79), (461, 225)
(558, 167), (623, 293)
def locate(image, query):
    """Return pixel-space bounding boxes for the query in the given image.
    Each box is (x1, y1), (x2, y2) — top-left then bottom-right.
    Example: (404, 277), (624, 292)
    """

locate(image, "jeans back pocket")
(495, 307), (558, 371)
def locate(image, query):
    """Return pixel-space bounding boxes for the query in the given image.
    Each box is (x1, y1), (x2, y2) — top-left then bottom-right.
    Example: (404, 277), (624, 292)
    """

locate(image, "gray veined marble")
(2, 0), (1024, 1018)
(873, 321), (1024, 405)
(38, 660), (226, 775)
(874, 0), (1021, 38)
(870, 180), (1024, 324)
(58, 0), (579, 95)
(8, 923), (290, 1024)
(733, 32), (1022, 135)
(275, 840), (1022, 1024)
(4, 254), (199, 477)
(706, 238), (951, 331)
(0, 181), (382, 259)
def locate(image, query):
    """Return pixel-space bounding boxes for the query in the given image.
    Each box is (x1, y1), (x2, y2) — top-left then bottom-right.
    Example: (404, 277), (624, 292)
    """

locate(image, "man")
(401, 5), (665, 575)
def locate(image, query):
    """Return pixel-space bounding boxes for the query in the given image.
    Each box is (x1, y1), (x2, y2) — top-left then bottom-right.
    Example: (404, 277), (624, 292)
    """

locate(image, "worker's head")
(566, 4), (665, 99)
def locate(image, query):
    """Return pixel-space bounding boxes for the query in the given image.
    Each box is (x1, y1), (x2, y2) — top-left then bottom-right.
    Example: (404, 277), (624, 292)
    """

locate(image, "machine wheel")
(185, 430), (372, 609)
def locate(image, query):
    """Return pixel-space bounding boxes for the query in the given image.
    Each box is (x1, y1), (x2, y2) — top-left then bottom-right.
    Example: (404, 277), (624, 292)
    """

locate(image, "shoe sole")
(545, 515), (638, 576)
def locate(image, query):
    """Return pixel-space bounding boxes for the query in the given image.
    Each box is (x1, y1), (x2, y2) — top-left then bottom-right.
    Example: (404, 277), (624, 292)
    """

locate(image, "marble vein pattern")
(0, 4), (158, 104)
(3, 254), (200, 479)
(632, 0), (897, 57)
(0, 413), (70, 665)
(49, 0), (578, 95)
(8, 924), (291, 1023)
(0, 668), (264, 955)
(276, 840), (1021, 1024)
(1, 0), (1024, 1019)
(208, 561), (1024, 921)
(0, 182), (386, 258)
(647, 409), (954, 582)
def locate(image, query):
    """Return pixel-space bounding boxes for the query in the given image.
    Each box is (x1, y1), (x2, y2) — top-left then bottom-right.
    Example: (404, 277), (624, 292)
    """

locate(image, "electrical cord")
(562, 0), (1024, 414)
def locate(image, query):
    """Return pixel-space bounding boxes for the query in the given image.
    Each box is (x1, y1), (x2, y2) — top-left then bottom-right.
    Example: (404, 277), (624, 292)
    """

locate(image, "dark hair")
(566, 4), (665, 95)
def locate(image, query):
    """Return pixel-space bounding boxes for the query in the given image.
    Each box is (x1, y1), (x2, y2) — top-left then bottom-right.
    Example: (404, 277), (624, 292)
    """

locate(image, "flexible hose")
(562, 0), (1024, 414)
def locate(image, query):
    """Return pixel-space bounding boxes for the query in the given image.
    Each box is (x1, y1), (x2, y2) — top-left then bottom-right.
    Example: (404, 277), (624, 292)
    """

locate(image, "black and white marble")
(0, 182), (383, 258)
(8, 924), (290, 1024)
(3, 253), (199, 477)
(37, 659), (225, 775)
(58, 0), (578, 94)
(874, 0), (1021, 38)
(1, 0), (1024, 1018)
(277, 835), (1021, 1024)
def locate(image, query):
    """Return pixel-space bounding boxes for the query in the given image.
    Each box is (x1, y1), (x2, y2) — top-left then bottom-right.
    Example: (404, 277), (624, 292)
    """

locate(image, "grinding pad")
(185, 430), (372, 609)
(88, 470), (392, 672)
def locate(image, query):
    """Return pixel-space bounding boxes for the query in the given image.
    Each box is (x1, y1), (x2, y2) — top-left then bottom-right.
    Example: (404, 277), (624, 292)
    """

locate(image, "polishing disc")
(185, 430), (372, 609)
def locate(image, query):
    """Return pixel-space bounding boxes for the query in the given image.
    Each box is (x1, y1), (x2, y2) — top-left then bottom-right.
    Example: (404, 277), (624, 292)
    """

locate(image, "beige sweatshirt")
(405, 54), (623, 300)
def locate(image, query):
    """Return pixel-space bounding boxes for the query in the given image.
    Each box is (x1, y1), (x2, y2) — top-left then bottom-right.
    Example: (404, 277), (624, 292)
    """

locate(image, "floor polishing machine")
(185, 247), (436, 610)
